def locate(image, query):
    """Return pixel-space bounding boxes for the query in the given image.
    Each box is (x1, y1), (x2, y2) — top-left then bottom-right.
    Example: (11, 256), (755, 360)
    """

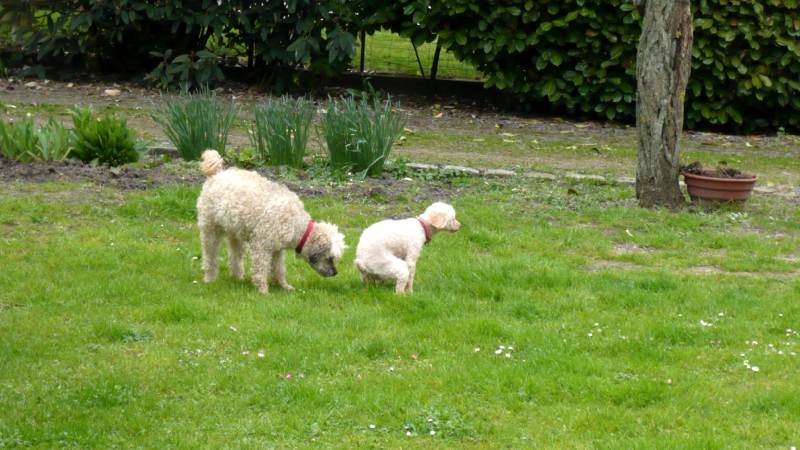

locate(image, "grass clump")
(0, 118), (73, 162)
(69, 107), (141, 167)
(154, 90), (236, 161)
(250, 96), (314, 167)
(320, 96), (405, 176)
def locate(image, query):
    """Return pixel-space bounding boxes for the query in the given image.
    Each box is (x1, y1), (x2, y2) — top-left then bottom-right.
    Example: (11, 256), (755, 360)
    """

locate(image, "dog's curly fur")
(196, 150), (345, 294)
(355, 202), (461, 294)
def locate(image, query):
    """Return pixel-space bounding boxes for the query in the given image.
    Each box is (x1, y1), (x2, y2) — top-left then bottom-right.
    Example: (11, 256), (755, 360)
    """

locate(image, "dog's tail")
(200, 150), (224, 177)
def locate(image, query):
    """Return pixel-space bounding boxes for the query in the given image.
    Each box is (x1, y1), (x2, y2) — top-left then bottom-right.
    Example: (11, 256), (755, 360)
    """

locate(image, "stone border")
(405, 161), (798, 196)
(406, 162), (635, 186)
(147, 145), (797, 196)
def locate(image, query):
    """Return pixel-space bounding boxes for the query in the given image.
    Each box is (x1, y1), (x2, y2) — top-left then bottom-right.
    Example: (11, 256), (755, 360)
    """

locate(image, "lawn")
(1, 164), (799, 447)
(357, 30), (483, 81)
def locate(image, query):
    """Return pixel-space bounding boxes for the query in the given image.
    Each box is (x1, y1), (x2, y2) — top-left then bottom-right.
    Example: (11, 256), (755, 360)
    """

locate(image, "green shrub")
(0, 1), (358, 90)
(0, 118), (73, 162)
(320, 96), (405, 177)
(250, 96), (315, 168)
(385, 0), (800, 131)
(154, 91), (236, 161)
(70, 107), (141, 166)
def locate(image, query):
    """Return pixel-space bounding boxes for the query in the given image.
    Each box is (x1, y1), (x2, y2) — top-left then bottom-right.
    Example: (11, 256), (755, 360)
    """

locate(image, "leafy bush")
(384, 0), (800, 131)
(250, 97), (315, 167)
(0, 118), (73, 162)
(320, 96), (405, 176)
(70, 107), (141, 166)
(0, 1), (359, 90)
(154, 91), (237, 161)
(145, 48), (232, 92)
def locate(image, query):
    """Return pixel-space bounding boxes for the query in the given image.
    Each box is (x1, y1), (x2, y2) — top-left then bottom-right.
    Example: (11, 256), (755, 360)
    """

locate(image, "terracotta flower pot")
(682, 171), (758, 202)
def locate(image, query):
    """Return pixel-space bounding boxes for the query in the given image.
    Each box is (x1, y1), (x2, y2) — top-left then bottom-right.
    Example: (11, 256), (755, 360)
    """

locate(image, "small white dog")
(355, 202), (461, 294)
(196, 150), (345, 294)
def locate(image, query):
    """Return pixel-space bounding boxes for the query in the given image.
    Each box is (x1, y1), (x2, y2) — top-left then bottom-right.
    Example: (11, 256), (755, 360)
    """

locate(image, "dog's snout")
(328, 268), (338, 277)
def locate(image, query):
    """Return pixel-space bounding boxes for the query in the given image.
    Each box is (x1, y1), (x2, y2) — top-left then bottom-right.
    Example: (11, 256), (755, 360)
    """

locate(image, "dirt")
(681, 161), (755, 179)
(0, 154), (465, 204)
(0, 155), (204, 190)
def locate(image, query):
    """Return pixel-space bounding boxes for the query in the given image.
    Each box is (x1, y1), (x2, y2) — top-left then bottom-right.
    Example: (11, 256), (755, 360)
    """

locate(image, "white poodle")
(355, 202), (461, 294)
(196, 150), (345, 294)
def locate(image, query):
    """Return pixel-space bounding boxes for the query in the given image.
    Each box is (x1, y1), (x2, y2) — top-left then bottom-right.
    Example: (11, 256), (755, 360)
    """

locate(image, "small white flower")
(495, 349), (503, 355)
(504, 353), (511, 358)
(499, 345), (506, 350)
(740, 353), (745, 357)
(588, 332), (593, 337)
(718, 312), (724, 317)
(229, 326), (237, 332)
(508, 346), (514, 350)
(368, 424), (376, 429)
(192, 280), (198, 284)
(241, 351), (250, 356)
(406, 431), (412, 436)
(257, 351), (265, 358)
(430, 430), (436, 436)
(594, 323), (600, 327)
(751, 366), (760, 372)
(389, 366), (395, 372)
(474, 347), (480, 352)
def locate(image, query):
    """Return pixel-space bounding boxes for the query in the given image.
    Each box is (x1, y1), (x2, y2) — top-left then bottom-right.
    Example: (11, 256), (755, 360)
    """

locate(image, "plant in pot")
(680, 161), (758, 203)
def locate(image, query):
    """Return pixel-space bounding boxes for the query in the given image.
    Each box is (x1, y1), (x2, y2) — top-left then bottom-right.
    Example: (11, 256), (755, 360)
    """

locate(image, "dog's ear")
(331, 232), (346, 260)
(429, 210), (448, 229)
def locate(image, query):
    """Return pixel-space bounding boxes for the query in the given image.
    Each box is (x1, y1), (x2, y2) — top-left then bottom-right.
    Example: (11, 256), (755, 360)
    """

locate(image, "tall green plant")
(320, 96), (405, 177)
(70, 107), (141, 166)
(0, 118), (72, 162)
(250, 96), (315, 167)
(154, 91), (237, 161)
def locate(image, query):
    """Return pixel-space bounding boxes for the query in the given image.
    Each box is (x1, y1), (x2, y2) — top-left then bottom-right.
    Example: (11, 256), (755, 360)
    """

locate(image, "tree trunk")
(635, 0), (693, 208)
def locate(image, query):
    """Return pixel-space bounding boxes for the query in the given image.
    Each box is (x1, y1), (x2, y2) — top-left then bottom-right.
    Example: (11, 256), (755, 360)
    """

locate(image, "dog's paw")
(281, 284), (295, 292)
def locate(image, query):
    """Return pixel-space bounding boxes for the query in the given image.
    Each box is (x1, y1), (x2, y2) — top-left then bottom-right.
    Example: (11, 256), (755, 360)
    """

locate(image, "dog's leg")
(228, 236), (245, 280)
(391, 258), (410, 295)
(251, 252), (272, 294)
(200, 226), (221, 283)
(270, 250), (294, 291)
(405, 259), (417, 293)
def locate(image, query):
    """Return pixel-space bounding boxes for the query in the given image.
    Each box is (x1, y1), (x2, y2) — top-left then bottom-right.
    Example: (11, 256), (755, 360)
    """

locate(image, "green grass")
(357, 30), (483, 81)
(1, 176), (799, 447)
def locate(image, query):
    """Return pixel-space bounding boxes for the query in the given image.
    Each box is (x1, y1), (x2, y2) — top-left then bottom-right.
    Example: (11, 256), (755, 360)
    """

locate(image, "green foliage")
(146, 47), (232, 92)
(70, 107), (141, 167)
(154, 91), (237, 161)
(0, 1), (359, 90)
(320, 96), (405, 177)
(250, 96), (315, 168)
(0, 117), (73, 162)
(383, 0), (800, 131)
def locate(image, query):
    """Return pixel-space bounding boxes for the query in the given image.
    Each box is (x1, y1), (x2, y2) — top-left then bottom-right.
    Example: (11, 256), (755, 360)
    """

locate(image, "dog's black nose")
(330, 268), (338, 277)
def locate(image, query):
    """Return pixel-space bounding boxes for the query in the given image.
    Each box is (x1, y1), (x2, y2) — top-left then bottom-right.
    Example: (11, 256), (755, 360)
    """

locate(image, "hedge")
(381, 0), (800, 131)
(3, 1), (799, 130)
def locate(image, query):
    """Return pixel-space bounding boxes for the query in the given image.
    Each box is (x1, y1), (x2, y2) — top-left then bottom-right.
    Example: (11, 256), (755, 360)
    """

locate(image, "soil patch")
(681, 161), (755, 180)
(0, 155), (465, 203)
(0, 156), (204, 190)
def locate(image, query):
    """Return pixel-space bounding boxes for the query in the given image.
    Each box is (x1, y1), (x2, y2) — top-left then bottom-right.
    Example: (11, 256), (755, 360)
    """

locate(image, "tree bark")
(635, 0), (693, 208)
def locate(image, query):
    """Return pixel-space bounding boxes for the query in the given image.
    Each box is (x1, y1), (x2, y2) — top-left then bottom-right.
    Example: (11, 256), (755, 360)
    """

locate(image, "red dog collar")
(417, 217), (432, 244)
(296, 220), (315, 253)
